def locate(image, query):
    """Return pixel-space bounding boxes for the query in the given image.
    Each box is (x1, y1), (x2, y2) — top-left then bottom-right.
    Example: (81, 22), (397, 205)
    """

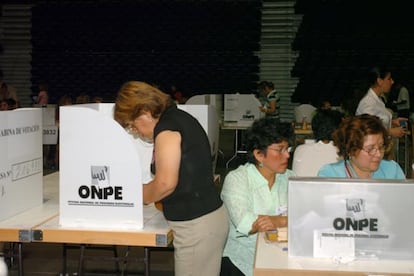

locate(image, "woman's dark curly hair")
(243, 117), (294, 164)
(311, 109), (344, 141)
(332, 114), (392, 160)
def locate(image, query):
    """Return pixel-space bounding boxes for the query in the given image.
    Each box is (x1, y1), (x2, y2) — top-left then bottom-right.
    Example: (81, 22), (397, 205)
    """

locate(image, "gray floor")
(5, 130), (237, 276)
(7, 243), (175, 276)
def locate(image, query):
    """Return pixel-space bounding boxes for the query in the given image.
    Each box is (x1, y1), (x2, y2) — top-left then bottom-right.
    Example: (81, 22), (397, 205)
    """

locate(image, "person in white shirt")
(392, 81), (410, 118)
(356, 66), (406, 138)
(292, 109), (343, 176)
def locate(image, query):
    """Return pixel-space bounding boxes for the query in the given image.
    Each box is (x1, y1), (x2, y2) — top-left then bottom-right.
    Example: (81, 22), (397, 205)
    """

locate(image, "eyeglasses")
(361, 145), (386, 156)
(268, 147), (292, 154)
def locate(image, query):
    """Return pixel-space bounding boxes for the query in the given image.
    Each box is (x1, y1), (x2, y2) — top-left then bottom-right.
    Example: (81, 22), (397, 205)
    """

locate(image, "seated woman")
(292, 109), (343, 176)
(220, 117), (295, 276)
(318, 114), (405, 179)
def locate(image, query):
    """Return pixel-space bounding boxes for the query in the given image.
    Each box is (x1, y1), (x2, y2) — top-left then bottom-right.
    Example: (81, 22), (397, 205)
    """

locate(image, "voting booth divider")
(59, 104), (145, 229)
(185, 94), (223, 123)
(223, 93), (263, 127)
(59, 103), (218, 230)
(0, 108), (43, 221)
(177, 104), (220, 169)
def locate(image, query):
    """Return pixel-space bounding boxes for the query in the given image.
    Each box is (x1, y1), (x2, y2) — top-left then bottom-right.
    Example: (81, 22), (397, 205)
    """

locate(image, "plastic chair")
(292, 141), (340, 176)
(294, 104), (317, 123)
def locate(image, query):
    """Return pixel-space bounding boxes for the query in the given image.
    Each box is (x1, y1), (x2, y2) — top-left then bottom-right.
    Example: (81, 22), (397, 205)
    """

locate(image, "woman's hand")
(389, 126), (406, 138)
(392, 117), (408, 127)
(250, 215), (288, 234)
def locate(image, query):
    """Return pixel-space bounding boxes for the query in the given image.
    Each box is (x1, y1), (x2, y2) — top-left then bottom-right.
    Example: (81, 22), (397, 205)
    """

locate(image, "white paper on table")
(313, 229), (355, 258)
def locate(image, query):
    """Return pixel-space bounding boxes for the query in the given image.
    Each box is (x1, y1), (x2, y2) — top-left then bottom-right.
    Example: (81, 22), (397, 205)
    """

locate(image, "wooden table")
(0, 172), (172, 276)
(31, 205), (171, 247)
(254, 232), (414, 276)
(294, 127), (314, 147)
(221, 123), (315, 168)
(294, 128), (313, 136)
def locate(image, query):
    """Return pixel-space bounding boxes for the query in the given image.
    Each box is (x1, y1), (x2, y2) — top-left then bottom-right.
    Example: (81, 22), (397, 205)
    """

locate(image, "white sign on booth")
(0, 108), (43, 221)
(43, 125), (58, 145)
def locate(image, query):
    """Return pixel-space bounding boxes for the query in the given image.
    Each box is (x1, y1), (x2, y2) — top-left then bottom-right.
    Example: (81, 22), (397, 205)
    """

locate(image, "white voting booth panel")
(185, 94), (223, 121)
(79, 103), (154, 183)
(59, 104), (145, 229)
(59, 103), (218, 229)
(177, 104), (219, 157)
(0, 108), (43, 221)
(224, 94), (263, 127)
(288, 178), (414, 260)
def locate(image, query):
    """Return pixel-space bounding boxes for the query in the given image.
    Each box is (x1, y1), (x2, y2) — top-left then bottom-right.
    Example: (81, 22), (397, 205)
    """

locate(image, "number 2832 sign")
(43, 125), (58, 145)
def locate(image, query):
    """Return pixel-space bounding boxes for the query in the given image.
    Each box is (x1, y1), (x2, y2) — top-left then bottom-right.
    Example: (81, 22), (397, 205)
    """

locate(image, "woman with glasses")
(220, 117), (295, 276)
(318, 114), (405, 179)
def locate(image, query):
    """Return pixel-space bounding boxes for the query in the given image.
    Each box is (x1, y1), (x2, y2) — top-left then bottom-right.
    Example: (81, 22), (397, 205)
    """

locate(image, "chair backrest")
(292, 141), (340, 176)
(294, 104), (317, 123)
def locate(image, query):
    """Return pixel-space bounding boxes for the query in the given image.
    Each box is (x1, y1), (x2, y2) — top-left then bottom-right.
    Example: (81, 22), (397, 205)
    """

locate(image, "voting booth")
(288, 177), (414, 260)
(59, 103), (217, 229)
(224, 94), (263, 127)
(0, 108), (43, 221)
(59, 103), (145, 229)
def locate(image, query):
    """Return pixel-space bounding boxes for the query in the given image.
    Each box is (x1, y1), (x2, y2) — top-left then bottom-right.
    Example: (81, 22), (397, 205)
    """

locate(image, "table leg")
(405, 133), (409, 175)
(18, 243), (23, 276)
(226, 129), (239, 169)
(144, 247), (150, 276)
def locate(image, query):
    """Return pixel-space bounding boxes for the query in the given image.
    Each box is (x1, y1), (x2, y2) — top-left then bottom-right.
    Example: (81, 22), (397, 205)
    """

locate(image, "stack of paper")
(265, 227), (288, 242)
(276, 227), (288, 242)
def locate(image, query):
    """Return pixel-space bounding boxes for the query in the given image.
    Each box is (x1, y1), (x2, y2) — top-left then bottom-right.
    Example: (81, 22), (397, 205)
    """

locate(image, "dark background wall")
(2, 0), (414, 111)
(291, 0), (414, 109)
(30, 1), (262, 103)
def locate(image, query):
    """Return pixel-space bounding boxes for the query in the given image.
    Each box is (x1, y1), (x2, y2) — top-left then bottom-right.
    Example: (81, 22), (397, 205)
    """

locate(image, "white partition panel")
(0, 108), (43, 221)
(178, 104), (220, 173)
(59, 104), (144, 229)
(224, 94), (263, 127)
(177, 104), (219, 156)
(185, 94), (223, 122)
